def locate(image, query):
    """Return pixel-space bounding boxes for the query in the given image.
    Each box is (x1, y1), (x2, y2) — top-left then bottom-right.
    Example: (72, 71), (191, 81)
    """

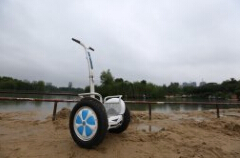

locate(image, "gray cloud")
(1, 0), (240, 87)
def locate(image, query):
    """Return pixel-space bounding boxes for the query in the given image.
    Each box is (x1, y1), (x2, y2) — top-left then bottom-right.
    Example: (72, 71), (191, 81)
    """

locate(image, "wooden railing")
(0, 90), (239, 120)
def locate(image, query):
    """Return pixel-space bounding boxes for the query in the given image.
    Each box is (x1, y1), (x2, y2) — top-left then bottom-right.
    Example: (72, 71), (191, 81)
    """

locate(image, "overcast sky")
(1, 0), (240, 88)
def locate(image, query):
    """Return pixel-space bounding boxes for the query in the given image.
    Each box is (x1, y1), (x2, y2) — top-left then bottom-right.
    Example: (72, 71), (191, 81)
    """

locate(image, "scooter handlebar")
(72, 38), (81, 44)
(89, 47), (94, 51)
(72, 38), (94, 51)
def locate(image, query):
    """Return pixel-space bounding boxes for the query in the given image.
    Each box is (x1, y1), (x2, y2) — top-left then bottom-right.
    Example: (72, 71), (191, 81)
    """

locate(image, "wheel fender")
(104, 98), (126, 115)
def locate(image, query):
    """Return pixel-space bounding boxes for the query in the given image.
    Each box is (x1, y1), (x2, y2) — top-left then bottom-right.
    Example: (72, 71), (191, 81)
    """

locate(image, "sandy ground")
(0, 108), (240, 158)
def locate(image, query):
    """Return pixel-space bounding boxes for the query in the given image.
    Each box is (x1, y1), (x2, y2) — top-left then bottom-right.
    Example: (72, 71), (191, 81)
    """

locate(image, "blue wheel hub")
(73, 107), (98, 141)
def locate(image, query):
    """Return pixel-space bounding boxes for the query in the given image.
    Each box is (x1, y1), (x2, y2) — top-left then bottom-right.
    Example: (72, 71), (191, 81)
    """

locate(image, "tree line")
(87, 70), (240, 100)
(1, 70), (240, 100)
(0, 76), (84, 93)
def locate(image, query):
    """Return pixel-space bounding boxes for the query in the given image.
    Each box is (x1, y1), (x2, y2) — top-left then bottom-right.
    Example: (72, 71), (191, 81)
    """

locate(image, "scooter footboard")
(108, 115), (123, 129)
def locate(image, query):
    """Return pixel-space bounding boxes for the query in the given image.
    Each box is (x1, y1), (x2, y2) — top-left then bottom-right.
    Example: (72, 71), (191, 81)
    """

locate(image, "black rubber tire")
(109, 107), (130, 133)
(69, 97), (108, 149)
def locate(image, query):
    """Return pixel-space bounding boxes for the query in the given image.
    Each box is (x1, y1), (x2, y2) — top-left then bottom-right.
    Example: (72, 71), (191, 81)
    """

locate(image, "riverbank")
(0, 108), (240, 158)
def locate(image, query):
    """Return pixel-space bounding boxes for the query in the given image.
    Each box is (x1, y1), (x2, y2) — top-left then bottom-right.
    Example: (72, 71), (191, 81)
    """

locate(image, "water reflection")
(0, 94), (77, 113)
(127, 103), (205, 113)
(0, 95), (239, 113)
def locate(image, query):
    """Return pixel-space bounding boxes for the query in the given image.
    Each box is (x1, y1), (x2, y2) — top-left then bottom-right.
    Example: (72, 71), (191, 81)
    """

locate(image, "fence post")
(216, 103), (220, 118)
(52, 102), (58, 121)
(148, 104), (152, 120)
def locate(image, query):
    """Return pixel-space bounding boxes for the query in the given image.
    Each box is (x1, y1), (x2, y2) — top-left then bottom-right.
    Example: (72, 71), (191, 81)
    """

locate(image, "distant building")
(182, 82), (197, 87)
(68, 82), (72, 89)
(182, 82), (188, 87)
(23, 79), (30, 83)
(46, 82), (52, 86)
(199, 81), (206, 86)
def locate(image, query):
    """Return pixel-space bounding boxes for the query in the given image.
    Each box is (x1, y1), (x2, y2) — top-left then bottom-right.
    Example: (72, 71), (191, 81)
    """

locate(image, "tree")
(141, 80), (147, 85)
(100, 69), (114, 85)
(36, 81), (45, 91)
(221, 78), (238, 93)
(115, 78), (123, 83)
(167, 82), (181, 95)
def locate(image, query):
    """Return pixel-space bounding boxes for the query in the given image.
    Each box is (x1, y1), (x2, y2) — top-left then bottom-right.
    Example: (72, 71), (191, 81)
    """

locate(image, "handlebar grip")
(72, 38), (81, 44)
(89, 47), (94, 51)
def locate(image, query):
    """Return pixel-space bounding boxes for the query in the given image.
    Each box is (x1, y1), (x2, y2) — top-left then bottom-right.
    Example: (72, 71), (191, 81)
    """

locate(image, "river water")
(0, 94), (239, 114)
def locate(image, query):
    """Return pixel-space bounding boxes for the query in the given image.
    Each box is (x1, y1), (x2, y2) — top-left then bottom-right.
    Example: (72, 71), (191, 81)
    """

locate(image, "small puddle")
(224, 112), (240, 118)
(169, 114), (207, 122)
(136, 124), (163, 133)
(187, 117), (206, 122)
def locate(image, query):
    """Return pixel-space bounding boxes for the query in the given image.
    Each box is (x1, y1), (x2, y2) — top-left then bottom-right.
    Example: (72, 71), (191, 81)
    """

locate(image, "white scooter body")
(72, 38), (125, 130)
(104, 96), (125, 129)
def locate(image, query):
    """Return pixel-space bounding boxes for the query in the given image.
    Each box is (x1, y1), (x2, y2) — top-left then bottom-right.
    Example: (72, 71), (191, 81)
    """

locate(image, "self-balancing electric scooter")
(69, 38), (130, 149)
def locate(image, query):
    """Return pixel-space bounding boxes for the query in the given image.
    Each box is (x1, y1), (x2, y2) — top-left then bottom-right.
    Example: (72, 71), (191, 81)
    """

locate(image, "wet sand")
(0, 108), (240, 158)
